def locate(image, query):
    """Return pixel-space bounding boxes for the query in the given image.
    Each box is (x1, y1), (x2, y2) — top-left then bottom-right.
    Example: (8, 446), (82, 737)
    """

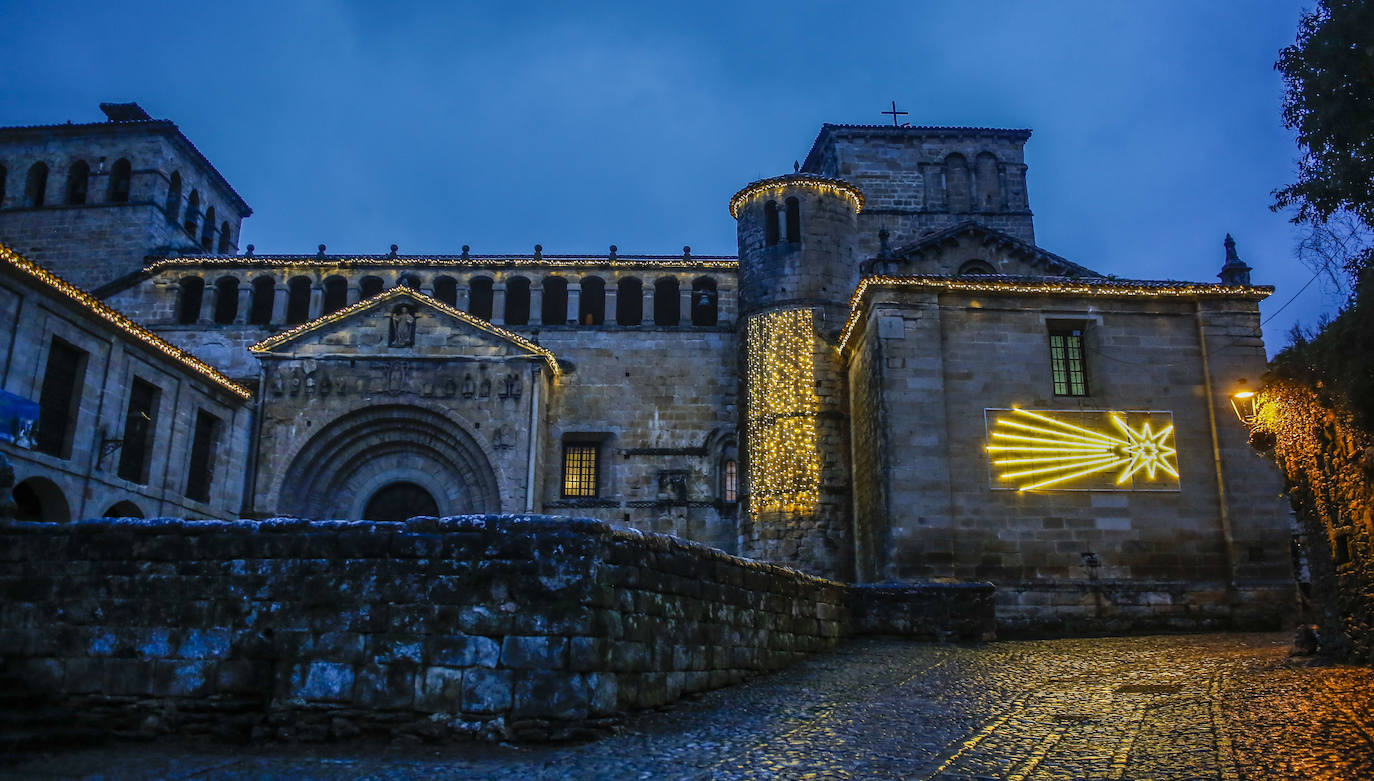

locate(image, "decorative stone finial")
(317, 244), (327, 257)
(877, 228), (893, 259)
(609, 244), (618, 260)
(683, 245), (692, 260)
(534, 244), (543, 260)
(389, 244), (399, 257)
(1218, 233), (1252, 286)
(461, 245), (470, 259)
(244, 244), (254, 257)
(794, 160), (800, 173)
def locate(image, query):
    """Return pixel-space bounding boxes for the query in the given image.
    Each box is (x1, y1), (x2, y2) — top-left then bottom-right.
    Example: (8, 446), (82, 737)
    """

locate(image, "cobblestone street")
(4, 632), (1372, 780)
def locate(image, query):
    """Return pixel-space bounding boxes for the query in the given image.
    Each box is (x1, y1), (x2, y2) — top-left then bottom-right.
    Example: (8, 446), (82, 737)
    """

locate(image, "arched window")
(616, 277), (643, 325)
(654, 277), (680, 326)
(102, 500), (144, 519)
(785, 197), (800, 243)
(201, 206), (216, 250)
(433, 276), (457, 306)
(764, 200), (779, 246)
(720, 442), (739, 504)
(956, 259), (997, 276)
(691, 277), (718, 326)
(579, 276), (605, 325)
(469, 277), (494, 319)
(184, 189), (200, 235)
(216, 221), (232, 254)
(975, 152), (1001, 211)
(177, 276), (205, 324)
(285, 276), (312, 324)
(165, 171), (181, 221)
(399, 274), (421, 289)
(64, 160), (89, 205)
(213, 277), (239, 323)
(24, 162), (48, 207)
(322, 275), (348, 314)
(249, 276), (275, 324)
(359, 275), (384, 299)
(12, 477), (71, 523)
(541, 276), (568, 325)
(504, 276), (530, 325)
(945, 153), (970, 213)
(108, 158), (132, 203)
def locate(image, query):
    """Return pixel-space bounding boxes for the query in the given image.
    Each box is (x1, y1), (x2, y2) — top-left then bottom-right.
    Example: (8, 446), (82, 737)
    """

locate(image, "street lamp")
(1230, 378), (1257, 427)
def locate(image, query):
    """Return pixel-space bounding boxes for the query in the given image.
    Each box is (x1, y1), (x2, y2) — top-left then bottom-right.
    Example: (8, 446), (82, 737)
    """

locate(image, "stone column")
(198, 286), (216, 324)
(679, 284), (692, 326)
(530, 286), (544, 325)
(491, 284), (507, 325)
(347, 283), (361, 305)
(604, 287), (618, 326)
(235, 283), (252, 325)
(643, 285), (656, 326)
(567, 284), (581, 326)
(308, 284), (324, 320)
(271, 284), (288, 325)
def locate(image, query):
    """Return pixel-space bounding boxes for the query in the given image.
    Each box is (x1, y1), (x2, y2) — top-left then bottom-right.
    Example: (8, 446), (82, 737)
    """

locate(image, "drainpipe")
(1196, 300), (1238, 596)
(241, 359), (268, 518)
(525, 366), (541, 513)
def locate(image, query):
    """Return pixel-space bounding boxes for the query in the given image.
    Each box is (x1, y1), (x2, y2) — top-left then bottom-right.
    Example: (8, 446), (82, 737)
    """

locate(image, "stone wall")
(0, 515), (990, 743)
(1259, 379), (1374, 663)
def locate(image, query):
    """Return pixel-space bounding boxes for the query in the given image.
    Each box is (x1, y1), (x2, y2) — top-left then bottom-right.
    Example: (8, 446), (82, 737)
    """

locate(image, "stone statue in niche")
(461, 373), (476, 398)
(492, 425), (514, 450)
(657, 470), (689, 502)
(289, 366), (303, 396)
(317, 370), (332, 396)
(389, 305), (417, 347)
(443, 377), (457, 397)
(479, 375), (491, 399)
(386, 362), (407, 395)
(270, 371), (284, 396)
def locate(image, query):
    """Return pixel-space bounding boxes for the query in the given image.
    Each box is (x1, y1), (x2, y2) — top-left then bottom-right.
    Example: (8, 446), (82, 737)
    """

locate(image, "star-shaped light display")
(987, 408), (1178, 491)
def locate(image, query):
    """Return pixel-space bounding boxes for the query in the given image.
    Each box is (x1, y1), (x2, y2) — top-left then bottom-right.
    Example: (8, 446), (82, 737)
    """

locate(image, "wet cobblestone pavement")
(4, 632), (1373, 780)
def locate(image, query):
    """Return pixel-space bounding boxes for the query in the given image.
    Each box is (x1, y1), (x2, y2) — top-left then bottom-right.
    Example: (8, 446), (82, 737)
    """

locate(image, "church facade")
(0, 104), (1293, 631)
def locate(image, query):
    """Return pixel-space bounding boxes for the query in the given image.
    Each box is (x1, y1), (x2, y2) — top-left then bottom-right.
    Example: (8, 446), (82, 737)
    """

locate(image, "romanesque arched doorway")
(275, 404), (500, 520)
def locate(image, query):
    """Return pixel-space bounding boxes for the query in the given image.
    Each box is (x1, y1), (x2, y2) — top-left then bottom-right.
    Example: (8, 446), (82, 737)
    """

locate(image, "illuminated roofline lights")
(248, 286), (562, 377)
(0, 242), (252, 401)
(838, 276), (1275, 353)
(144, 255), (739, 273)
(728, 175), (865, 218)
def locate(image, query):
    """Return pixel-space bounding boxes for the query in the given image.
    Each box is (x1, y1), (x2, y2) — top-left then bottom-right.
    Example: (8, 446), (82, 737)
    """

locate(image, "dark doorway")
(362, 481), (439, 521)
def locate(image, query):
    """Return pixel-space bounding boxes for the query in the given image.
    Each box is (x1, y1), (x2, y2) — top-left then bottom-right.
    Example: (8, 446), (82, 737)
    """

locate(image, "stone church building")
(0, 103), (1292, 632)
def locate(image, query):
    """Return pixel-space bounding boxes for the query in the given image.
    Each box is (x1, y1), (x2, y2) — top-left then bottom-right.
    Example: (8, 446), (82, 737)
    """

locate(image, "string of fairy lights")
(745, 308), (822, 516)
(248, 286), (562, 376)
(0, 242), (252, 401)
(145, 256), (740, 273)
(728, 175), (866, 218)
(837, 276), (1274, 354)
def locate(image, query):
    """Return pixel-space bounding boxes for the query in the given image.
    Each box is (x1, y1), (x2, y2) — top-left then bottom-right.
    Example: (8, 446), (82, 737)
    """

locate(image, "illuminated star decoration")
(987, 409), (1178, 491)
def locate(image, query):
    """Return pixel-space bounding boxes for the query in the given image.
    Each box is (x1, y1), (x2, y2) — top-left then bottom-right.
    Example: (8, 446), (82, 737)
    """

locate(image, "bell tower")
(730, 174), (864, 580)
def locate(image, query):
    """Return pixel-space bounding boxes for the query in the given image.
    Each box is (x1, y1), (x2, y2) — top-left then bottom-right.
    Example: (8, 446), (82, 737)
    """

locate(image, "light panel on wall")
(985, 408), (1179, 492)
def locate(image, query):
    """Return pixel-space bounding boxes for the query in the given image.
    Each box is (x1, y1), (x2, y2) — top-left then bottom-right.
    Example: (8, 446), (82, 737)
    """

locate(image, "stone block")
(415, 665), (465, 712)
(429, 633), (499, 668)
(354, 662), (414, 709)
(296, 661), (354, 702)
(461, 668), (513, 714)
(500, 635), (567, 669)
(512, 670), (588, 719)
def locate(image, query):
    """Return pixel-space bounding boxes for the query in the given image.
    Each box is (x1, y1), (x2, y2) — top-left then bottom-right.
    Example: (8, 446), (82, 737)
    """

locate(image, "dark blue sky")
(0, 1), (1334, 355)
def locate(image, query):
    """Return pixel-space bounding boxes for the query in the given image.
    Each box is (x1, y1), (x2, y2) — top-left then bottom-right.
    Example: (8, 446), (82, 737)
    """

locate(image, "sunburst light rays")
(986, 409), (1179, 491)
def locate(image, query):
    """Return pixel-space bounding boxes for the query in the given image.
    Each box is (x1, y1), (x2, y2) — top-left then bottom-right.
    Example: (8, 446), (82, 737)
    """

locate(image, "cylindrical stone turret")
(730, 174), (864, 581)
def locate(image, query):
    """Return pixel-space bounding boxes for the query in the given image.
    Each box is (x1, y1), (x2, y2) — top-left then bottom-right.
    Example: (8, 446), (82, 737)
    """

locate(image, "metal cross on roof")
(882, 100), (910, 127)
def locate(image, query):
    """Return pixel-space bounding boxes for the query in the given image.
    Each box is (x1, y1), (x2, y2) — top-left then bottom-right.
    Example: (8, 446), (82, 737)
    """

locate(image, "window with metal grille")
(36, 337), (88, 459)
(723, 459), (738, 503)
(185, 409), (221, 502)
(1048, 326), (1088, 396)
(562, 442), (598, 497)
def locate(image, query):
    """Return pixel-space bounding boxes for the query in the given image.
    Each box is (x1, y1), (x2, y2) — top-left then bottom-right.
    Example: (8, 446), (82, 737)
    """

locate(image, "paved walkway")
(4, 633), (1373, 780)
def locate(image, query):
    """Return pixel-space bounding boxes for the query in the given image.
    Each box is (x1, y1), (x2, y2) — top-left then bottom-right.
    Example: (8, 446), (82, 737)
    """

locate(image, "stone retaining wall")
(0, 515), (992, 743)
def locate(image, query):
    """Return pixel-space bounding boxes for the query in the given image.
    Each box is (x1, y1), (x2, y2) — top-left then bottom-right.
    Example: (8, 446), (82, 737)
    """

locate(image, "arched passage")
(12, 476), (70, 522)
(275, 404), (501, 519)
(362, 481), (440, 521)
(103, 500), (144, 518)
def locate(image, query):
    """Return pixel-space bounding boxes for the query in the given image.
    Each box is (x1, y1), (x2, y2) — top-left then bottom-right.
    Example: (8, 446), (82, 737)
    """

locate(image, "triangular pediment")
(873, 220), (1101, 278)
(249, 287), (561, 375)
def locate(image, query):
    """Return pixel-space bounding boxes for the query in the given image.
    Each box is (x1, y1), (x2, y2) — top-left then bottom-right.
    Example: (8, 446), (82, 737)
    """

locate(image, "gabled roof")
(801, 123), (1033, 173)
(890, 220), (1100, 278)
(0, 111), (252, 216)
(249, 287), (562, 376)
(0, 243), (251, 400)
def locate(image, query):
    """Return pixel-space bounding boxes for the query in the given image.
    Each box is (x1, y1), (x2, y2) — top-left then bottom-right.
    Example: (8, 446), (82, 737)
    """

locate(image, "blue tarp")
(0, 390), (39, 449)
